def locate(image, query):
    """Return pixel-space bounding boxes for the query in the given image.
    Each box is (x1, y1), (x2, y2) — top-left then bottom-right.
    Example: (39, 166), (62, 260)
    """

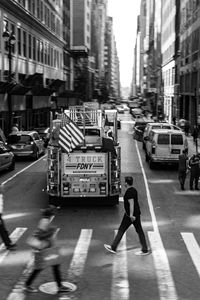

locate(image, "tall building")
(0, 0), (66, 134)
(179, 0), (199, 127)
(161, 0), (177, 123)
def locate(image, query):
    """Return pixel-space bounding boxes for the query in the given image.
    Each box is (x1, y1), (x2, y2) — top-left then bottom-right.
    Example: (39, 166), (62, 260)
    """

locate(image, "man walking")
(178, 149), (188, 190)
(0, 184), (16, 250)
(188, 153), (200, 190)
(104, 176), (150, 255)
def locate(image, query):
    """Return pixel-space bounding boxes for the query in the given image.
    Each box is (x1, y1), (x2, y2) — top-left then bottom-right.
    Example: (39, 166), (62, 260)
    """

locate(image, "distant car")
(105, 110), (121, 129)
(0, 142), (15, 172)
(117, 106), (125, 114)
(7, 131), (45, 160)
(34, 127), (50, 147)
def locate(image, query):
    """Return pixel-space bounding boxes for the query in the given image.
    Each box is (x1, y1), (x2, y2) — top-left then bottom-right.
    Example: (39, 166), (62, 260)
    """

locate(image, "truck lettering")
(76, 163), (93, 170)
(74, 156), (103, 163)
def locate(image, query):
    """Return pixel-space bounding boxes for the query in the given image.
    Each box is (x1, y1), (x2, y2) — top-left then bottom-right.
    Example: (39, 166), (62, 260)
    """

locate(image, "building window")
(23, 31), (27, 57)
(29, 34), (32, 59)
(11, 23), (16, 54)
(44, 43), (47, 64)
(37, 0), (40, 19)
(48, 45), (50, 65)
(40, 41), (44, 63)
(51, 47), (53, 66)
(33, 37), (36, 60)
(17, 28), (21, 55)
(37, 39), (40, 62)
(32, 0), (35, 16)
(41, 1), (44, 22)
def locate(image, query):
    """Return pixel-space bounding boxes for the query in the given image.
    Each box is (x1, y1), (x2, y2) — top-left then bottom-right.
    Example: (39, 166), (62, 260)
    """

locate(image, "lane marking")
(181, 232), (200, 277)
(0, 227), (27, 264)
(135, 141), (178, 299)
(111, 231), (129, 300)
(148, 231), (177, 300)
(67, 229), (92, 280)
(2, 154), (47, 185)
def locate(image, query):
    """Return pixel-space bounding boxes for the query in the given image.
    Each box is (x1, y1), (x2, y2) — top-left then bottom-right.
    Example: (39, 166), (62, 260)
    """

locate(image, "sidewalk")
(187, 135), (200, 157)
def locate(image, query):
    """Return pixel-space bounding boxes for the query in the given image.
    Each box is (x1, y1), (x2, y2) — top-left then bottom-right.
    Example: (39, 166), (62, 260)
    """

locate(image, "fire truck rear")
(47, 106), (121, 205)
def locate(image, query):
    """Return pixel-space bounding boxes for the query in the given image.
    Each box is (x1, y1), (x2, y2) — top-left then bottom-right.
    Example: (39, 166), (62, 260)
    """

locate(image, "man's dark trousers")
(111, 214), (148, 252)
(0, 214), (12, 247)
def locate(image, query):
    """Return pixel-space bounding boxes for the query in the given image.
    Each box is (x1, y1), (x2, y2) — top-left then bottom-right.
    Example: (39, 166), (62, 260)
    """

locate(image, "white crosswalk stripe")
(148, 231), (178, 300)
(3, 227), (200, 299)
(0, 227), (27, 264)
(111, 231), (129, 300)
(67, 229), (92, 281)
(181, 232), (200, 277)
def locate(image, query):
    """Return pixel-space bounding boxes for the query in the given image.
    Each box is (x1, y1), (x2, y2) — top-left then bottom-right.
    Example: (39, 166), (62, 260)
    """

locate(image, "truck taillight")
(63, 182), (70, 194)
(99, 182), (106, 194)
(152, 142), (156, 154)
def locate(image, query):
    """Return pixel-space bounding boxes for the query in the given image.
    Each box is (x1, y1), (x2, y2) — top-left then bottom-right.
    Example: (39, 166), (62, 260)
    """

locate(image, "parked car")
(34, 127), (50, 147)
(0, 142), (15, 172)
(145, 129), (188, 169)
(133, 120), (151, 142)
(143, 122), (181, 150)
(7, 131), (45, 160)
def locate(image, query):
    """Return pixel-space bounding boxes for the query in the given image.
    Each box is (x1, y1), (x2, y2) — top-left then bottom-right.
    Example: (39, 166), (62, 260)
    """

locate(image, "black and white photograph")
(0, 0), (199, 299)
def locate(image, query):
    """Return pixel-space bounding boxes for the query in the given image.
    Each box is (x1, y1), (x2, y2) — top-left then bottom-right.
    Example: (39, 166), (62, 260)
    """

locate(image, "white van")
(143, 122), (181, 150)
(145, 129), (188, 168)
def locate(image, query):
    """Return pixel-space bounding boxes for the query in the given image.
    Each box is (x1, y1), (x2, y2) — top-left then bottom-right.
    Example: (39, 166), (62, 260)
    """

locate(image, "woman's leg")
(25, 269), (42, 287)
(52, 264), (62, 288)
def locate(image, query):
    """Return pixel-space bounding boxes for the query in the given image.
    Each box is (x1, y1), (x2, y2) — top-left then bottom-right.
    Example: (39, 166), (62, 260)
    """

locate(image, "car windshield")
(8, 135), (32, 144)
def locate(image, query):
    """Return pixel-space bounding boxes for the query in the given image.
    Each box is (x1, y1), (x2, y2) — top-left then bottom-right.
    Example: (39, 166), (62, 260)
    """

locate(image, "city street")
(0, 112), (200, 300)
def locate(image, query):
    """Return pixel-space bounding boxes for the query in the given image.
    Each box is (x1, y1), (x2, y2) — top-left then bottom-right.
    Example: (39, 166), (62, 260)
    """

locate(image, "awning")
(0, 81), (16, 94)
(31, 86), (55, 96)
(23, 73), (43, 87)
(9, 84), (31, 95)
(58, 90), (80, 98)
(48, 79), (65, 90)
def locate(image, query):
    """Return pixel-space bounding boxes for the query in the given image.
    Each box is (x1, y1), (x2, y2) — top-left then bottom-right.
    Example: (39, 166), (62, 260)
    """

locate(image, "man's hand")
(130, 216), (136, 222)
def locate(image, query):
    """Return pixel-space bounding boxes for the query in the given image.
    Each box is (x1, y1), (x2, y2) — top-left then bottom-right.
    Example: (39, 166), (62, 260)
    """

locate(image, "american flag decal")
(58, 114), (84, 154)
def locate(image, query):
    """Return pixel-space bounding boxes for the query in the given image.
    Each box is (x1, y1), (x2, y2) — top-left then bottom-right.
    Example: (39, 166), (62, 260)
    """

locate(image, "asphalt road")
(0, 112), (200, 300)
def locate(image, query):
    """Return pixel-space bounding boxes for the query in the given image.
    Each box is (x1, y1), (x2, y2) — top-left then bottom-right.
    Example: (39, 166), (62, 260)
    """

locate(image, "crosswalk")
(1, 228), (200, 299)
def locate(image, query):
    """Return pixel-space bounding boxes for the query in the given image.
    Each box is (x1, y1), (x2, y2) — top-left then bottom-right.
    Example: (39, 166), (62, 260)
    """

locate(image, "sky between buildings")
(107, 0), (141, 89)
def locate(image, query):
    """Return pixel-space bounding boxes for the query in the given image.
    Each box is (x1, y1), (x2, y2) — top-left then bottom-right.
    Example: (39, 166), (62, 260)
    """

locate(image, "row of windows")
(180, 72), (198, 93)
(3, 20), (62, 69)
(14, 0), (62, 37)
(181, 28), (200, 57)
(163, 67), (175, 87)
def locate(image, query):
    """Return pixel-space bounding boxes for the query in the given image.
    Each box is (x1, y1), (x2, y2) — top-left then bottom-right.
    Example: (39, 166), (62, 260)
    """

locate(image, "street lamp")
(2, 29), (16, 82)
(2, 29), (16, 133)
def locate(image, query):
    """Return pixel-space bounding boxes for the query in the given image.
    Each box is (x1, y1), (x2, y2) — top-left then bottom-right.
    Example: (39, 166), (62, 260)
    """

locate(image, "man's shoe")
(195, 187), (199, 190)
(104, 244), (116, 254)
(6, 243), (16, 250)
(135, 250), (151, 256)
(24, 285), (38, 293)
(57, 285), (72, 293)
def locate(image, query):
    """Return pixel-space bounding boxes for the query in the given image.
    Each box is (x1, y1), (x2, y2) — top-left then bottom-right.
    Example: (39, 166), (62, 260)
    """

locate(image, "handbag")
(26, 236), (49, 250)
(34, 246), (61, 269)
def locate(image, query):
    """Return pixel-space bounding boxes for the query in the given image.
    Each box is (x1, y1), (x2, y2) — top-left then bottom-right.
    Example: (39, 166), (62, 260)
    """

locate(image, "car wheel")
(145, 153), (149, 162)
(9, 158), (15, 171)
(33, 149), (39, 160)
(149, 159), (154, 169)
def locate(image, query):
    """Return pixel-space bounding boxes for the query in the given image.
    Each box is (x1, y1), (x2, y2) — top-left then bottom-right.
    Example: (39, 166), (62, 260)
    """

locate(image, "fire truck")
(47, 106), (121, 205)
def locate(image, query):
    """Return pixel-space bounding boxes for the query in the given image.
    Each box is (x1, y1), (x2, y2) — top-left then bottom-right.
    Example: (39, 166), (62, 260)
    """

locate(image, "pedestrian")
(192, 125), (198, 144)
(188, 153), (200, 190)
(104, 176), (150, 256)
(178, 149), (188, 190)
(11, 123), (19, 133)
(24, 206), (71, 294)
(0, 184), (16, 250)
